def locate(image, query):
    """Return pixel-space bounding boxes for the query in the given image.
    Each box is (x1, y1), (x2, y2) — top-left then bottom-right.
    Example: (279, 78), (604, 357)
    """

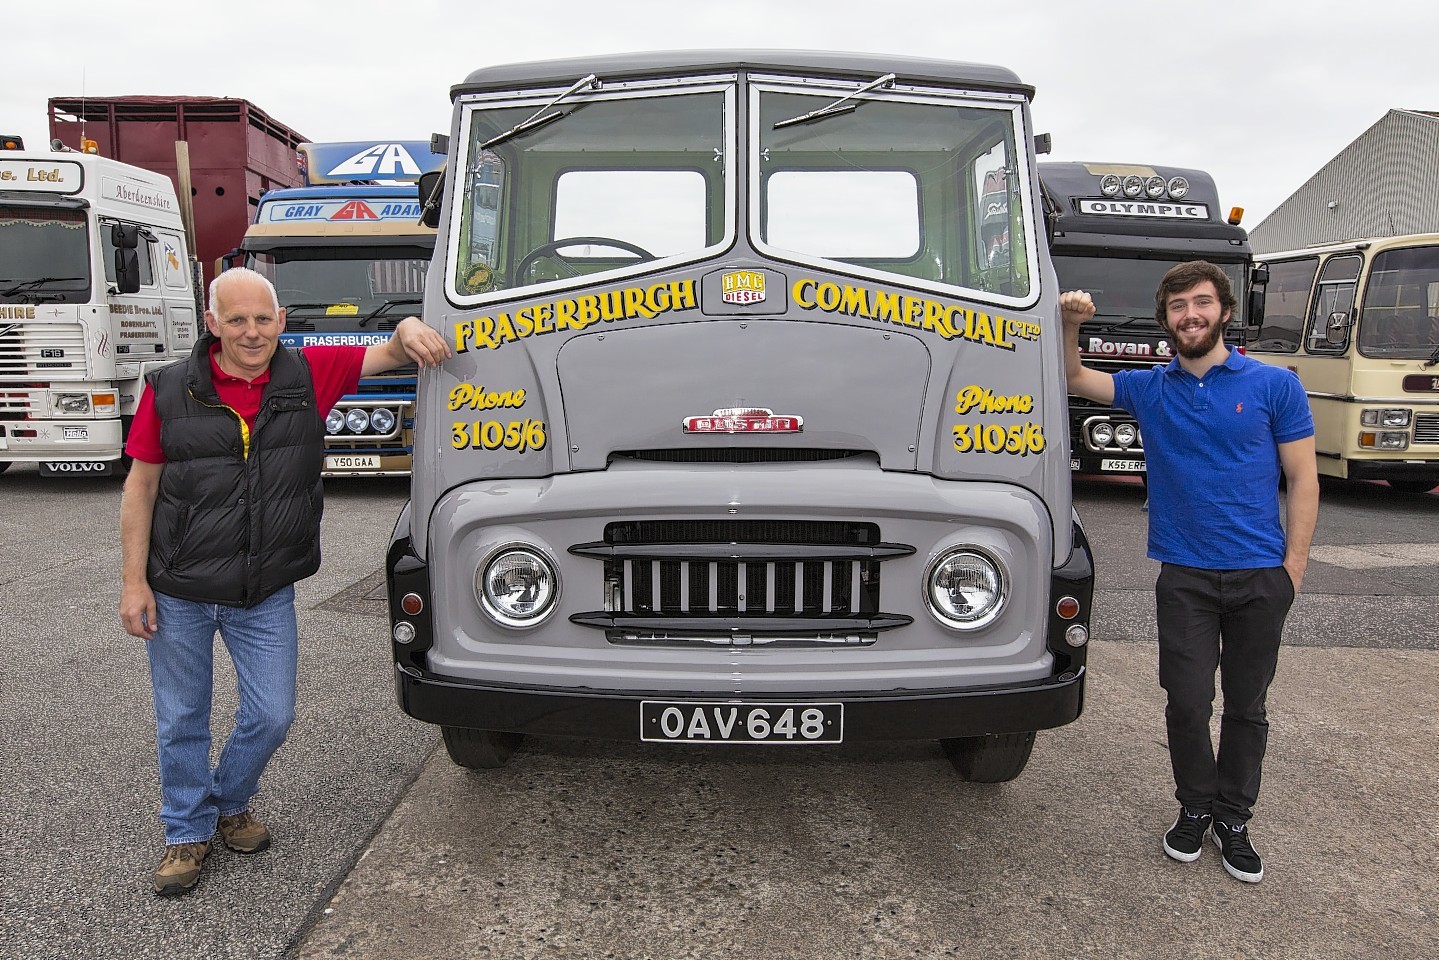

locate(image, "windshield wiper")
(358, 297), (424, 327)
(1423, 344), (1439, 369)
(480, 74), (599, 151)
(772, 73), (896, 130)
(1, 276), (85, 297)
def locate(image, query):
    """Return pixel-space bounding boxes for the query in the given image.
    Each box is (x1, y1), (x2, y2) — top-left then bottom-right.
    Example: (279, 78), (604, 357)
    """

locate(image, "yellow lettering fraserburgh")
(791, 278), (1042, 351)
(453, 279), (698, 352)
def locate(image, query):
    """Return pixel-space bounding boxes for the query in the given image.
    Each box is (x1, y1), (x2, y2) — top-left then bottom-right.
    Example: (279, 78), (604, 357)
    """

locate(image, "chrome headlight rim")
(923, 544), (1009, 631)
(325, 408), (346, 435)
(345, 408), (371, 434)
(369, 406), (397, 435)
(474, 541), (562, 629)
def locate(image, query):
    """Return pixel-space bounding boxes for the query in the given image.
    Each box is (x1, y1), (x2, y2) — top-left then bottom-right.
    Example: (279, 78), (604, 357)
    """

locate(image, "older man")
(120, 267), (448, 896)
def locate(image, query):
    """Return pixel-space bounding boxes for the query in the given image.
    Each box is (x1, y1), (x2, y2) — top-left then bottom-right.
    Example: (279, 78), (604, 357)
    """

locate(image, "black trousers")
(1155, 563), (1295, 825)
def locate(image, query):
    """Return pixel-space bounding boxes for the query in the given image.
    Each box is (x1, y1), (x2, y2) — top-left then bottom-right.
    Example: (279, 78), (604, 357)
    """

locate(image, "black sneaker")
(1213, 820), (1264, 882)
(1162, 807), (1212, 863)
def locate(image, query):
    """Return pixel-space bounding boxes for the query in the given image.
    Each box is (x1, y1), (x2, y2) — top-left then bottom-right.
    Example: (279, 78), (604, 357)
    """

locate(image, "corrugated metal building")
(1249, 109), (1439, 254)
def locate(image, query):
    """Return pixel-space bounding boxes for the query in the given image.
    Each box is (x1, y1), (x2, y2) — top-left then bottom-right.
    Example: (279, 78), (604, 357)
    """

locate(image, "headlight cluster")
(325, 406), (398, 436)
(476, 545), (560, 627)
(1099, 174), (1190, 201)
(1088, 419), (1140, 451)
(926, 547), (1007, 630)
(52, 391), (118, 416)
(1359, 408), (1413, 451)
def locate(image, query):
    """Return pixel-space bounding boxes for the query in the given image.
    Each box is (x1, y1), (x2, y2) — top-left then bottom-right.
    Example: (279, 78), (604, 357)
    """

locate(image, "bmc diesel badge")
(683, 407), (803, 434)
(720, 270), (766, 305)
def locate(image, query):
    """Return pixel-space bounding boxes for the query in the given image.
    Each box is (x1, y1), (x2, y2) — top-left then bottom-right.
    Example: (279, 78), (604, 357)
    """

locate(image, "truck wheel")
(1388, 480), (1436, 494)
(941, 731), (1036, 782)
(0, 462), (10, 475)
(441, 727), (523, 769)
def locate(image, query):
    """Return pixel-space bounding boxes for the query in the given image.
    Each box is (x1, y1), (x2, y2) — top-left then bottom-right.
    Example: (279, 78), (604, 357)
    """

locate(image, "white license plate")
(1101, 458), (1146, 472)
(325, 454), (381, 470)
(63, 426), (88, 440)
(641, 701), (843, 744)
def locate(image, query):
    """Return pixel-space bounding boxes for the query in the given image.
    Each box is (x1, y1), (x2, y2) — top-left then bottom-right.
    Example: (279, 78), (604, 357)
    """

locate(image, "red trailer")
(47, 96), (309, 291)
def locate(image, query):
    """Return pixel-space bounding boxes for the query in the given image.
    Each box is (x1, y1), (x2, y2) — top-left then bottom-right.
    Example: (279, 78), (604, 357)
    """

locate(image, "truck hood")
(556, 319), (930, 470)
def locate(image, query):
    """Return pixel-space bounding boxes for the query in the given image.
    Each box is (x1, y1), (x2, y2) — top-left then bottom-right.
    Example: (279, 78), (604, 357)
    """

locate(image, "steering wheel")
(514, 236), (656, 283)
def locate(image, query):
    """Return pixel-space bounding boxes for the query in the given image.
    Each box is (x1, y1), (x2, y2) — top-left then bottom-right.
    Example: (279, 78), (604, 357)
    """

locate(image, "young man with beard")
(1060, 261), (1318, 883)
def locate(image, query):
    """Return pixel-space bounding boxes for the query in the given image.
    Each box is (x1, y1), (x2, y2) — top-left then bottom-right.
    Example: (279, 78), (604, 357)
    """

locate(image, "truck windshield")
(755, 83), (1034, 305)
(1358, 245), (1439, 357)
(248, 249), (430, 331)
(0, 206), (90, 304)
(453, 81), (730, 301)
(1052, 256), (1246, 327)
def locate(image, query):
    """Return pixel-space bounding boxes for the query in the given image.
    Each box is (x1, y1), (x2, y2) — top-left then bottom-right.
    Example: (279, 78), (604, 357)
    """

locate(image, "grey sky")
(6, 0), (1433, 229)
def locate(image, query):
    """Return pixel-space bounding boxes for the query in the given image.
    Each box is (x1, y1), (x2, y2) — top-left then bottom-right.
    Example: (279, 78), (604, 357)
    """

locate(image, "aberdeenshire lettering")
(454, 280), (697, 352)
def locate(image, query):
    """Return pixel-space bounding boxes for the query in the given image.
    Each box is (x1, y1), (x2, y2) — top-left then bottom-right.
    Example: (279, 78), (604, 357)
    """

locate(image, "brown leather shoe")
(218, 810), (271, 853)
(153, 841), (209, 896)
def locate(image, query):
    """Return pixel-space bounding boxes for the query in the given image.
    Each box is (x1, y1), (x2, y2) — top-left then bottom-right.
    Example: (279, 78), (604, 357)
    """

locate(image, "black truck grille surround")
(568, 520), (915, 646)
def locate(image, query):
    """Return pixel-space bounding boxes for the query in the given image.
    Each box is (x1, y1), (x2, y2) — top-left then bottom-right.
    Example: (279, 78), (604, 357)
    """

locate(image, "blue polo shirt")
(1112, 349), (1314, 569)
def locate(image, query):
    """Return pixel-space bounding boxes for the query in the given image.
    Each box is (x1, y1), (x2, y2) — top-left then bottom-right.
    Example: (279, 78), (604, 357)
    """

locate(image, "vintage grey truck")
(387, 51), (1094, 781)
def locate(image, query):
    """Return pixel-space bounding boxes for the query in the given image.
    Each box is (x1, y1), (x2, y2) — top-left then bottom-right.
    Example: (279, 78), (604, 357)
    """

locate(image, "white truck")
(0, 140), (197, 477)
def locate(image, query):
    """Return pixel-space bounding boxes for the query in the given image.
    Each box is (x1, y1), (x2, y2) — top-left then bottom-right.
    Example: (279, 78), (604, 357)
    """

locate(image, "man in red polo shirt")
(119, 267), (448, 896)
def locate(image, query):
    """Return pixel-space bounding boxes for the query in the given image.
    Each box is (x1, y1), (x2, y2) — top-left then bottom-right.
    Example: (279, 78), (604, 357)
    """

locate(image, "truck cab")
(389, 52), (1094, 782)
(1040, 162), (1258, 478)
(0, 142), (196, 476)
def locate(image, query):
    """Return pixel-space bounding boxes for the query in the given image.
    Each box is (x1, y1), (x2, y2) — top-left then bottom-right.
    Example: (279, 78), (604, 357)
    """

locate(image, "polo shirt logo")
(1236, 403), (1243, 413)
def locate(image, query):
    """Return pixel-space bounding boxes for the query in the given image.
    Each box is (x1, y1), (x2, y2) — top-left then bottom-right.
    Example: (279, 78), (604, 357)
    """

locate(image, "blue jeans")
(147, 585), (298, 845)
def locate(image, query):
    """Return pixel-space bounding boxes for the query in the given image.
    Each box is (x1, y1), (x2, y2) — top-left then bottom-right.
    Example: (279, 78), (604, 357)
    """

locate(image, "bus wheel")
(940, 731), (1036, 783)
(441, 727), (523, 769)
(1388, 480), (1437, 494)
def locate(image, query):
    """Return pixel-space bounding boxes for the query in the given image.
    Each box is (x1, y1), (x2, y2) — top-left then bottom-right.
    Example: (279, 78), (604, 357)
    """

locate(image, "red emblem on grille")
(682, 407), (803, 434)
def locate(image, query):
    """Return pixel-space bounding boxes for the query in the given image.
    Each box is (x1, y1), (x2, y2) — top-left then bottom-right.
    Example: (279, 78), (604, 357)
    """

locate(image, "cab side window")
(1251, 257), (1317, 353)
(1304, 255), (1360, 355)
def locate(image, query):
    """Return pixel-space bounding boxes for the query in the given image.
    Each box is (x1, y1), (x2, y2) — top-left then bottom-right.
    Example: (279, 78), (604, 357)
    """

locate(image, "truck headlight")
(1090, 421), (1115, 448)
(1144, 176), (1166, 199)
(1359, 431), (1410, 451)
(55, 394), (91, 415)
(370, 407), (396, 434)
(325, 409), (345, 434)
(926, 547), (1007, 630)
(477, 545), (559, 627)
(1114, 422), (1138, 448)
(1167, 176), (1189, 199)
(1360, 408), (1412, 428)
(345, 408), (370, 433)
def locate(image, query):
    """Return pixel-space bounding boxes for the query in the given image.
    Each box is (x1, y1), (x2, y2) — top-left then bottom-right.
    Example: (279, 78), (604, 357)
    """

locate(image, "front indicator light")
(91, 392), (118, 415)
(477, 546), (559, 627)
(345, 408), (370, 433)
(926, 548), (1007, 630)
(1065, 624), (1089, 647)
(400, 592), (424, 616)
(1358, 431), (1410, 451)
(1056, 596), (1081, 619)
(393, 622), (416, 644)
(325, 409), (345, 434)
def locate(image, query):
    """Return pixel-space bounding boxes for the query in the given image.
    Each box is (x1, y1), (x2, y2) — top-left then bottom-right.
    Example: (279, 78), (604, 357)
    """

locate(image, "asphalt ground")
(0, 467), (1435, 960)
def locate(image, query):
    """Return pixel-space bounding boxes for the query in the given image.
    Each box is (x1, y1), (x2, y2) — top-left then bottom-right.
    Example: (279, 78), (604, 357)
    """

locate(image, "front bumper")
(393, 663), (1085, 741)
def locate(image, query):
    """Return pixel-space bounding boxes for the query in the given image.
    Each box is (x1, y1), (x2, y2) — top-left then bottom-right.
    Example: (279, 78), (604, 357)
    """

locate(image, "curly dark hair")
(1154, 261), (1237, 326)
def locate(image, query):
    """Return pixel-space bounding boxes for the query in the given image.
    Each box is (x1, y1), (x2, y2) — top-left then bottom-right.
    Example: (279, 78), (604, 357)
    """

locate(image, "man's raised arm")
(1060, 290), (1116, 405)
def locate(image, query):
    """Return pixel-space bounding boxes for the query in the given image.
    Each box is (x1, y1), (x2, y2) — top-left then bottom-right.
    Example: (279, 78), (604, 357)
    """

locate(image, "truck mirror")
(417, 170), (445, 229)
(1326, 311), (1350, 344)
(1251, 263), (1270, 286)
(114, 247), (141, 294)
(110, 222), (140, 250)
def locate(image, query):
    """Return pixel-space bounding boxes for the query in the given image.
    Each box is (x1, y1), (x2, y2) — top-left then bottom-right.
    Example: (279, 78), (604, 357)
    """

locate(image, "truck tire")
(0, 462), (9, 475)
(441, 726), (523, 769)
(1387, 480), (1436, 494)
(940, 731), (1036, 783)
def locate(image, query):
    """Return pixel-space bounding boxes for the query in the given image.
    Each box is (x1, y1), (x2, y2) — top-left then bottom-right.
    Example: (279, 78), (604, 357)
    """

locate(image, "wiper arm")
(1423, 344), (1439, 369)
(772, 73), (896, 130)
(480, 73), (598, 150)
(1, 276), (85, 297)
(358, 297), (423, 327)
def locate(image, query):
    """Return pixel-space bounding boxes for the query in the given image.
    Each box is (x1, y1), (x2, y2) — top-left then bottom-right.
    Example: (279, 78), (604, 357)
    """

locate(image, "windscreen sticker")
(952, 385), (1046, 457)
(454, 280), (698, 352)
(791, 279), (1041, 350)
